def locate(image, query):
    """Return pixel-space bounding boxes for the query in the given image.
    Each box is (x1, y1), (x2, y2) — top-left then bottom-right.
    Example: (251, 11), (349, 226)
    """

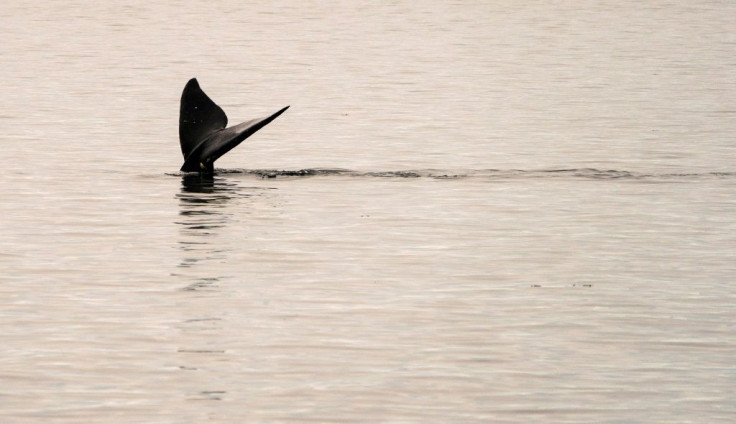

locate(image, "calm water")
(2, 1), (735, 422)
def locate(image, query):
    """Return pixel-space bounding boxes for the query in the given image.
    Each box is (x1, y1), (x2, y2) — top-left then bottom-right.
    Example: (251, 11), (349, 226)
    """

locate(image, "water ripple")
(176, 168), (736, 181)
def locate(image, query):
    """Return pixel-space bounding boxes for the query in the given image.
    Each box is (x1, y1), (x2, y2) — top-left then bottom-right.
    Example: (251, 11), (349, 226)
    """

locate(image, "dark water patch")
(180, 277), (220, 291)
(364, 170), (422, 178)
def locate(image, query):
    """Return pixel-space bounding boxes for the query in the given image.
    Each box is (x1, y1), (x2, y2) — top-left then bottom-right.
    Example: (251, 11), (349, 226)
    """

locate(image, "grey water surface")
(1, 1), (735, 422)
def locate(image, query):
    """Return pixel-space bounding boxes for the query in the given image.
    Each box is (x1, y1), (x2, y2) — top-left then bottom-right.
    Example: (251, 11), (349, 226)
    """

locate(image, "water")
(1, 1), (735, 422)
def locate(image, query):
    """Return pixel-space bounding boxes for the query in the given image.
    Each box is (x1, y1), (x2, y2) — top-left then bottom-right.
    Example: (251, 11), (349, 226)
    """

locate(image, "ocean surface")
(1, 1), (735, 422)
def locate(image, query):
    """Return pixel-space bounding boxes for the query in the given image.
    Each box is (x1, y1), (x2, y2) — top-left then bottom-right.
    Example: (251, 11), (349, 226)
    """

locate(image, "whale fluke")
(179, 78), (289, 173)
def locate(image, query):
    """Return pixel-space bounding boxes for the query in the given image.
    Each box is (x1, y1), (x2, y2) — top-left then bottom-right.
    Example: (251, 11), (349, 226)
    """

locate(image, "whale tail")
(178, 78), (289, 172)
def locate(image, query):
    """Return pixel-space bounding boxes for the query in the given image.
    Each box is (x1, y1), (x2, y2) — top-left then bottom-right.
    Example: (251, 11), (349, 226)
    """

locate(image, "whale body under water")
(178, 78), (289, 173)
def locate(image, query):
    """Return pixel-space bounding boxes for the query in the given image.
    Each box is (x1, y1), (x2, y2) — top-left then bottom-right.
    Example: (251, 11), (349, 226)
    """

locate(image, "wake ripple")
(212, 168), (736, 181)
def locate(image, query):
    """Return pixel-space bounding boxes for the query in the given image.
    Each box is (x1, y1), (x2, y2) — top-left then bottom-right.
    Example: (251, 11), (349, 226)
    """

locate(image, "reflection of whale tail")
(179, 78), (289, 173)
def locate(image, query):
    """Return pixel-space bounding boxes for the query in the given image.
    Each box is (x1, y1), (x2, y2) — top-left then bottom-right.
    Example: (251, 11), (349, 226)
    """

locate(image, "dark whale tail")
(179, 78), (289, 173)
